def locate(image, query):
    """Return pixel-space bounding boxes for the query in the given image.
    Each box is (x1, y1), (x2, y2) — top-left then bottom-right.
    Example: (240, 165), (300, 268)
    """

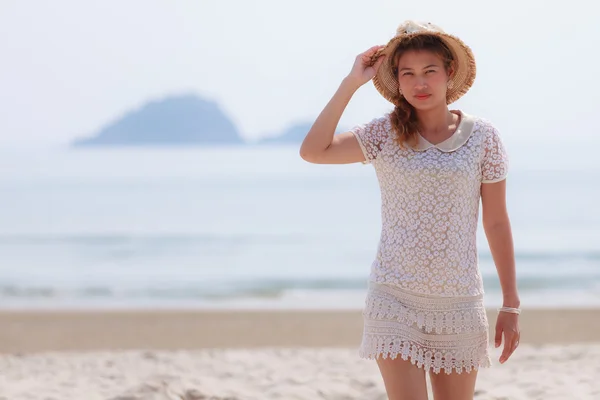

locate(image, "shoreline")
(1, 307), (599, 354)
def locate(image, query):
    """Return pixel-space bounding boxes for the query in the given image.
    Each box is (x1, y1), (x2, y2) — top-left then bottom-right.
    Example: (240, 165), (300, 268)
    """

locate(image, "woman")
(299, 21), (521, 400)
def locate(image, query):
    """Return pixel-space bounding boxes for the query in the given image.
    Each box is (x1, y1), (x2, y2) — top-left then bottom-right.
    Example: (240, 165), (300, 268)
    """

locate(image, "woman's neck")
(416, 106), (458, 138)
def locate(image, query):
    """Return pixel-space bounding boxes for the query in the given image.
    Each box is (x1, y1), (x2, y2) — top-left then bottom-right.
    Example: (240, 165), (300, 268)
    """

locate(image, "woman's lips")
(414, 94), (431, 100)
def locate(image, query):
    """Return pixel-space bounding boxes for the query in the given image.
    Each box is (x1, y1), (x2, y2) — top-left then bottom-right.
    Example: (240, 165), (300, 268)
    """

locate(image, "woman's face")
(396, 49), (451, 110)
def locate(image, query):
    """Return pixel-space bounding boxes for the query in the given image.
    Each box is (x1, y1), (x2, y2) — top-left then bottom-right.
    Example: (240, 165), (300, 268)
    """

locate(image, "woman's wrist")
(502, 293), (521, 308)
(498, 306), (521, 315)
(341, 75), (364, 92)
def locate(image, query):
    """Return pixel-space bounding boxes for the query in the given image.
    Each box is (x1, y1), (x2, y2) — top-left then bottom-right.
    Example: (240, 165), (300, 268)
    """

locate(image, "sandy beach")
(0, 308), (599, 399)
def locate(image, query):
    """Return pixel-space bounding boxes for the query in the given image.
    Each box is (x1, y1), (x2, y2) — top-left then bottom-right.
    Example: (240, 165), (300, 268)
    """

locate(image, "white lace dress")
(350, 110), (509, 374)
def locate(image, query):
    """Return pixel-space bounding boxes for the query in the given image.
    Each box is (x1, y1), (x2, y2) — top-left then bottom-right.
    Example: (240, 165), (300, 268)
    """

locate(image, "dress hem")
(358, 339), (492, 375)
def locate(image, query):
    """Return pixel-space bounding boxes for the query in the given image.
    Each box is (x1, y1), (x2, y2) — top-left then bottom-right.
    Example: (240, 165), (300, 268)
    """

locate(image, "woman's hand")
(495, 311), (521, 364)
(346, 45), (387, 88)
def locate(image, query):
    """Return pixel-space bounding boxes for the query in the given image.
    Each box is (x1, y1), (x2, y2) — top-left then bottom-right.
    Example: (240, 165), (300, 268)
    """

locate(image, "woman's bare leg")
(429, 368), (478, 400)
(376, 356), (429, 400)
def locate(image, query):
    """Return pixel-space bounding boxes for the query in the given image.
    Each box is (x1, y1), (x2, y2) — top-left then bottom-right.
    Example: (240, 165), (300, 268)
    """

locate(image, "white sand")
(1, 344), (599, 400)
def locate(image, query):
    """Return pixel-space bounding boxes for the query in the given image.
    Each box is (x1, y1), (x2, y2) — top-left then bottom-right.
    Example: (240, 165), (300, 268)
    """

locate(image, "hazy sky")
(1, 0), (599, 148)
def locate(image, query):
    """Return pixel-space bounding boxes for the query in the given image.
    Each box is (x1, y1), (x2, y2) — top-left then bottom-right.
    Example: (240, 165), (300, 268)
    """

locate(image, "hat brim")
(370, 32), (476, 105)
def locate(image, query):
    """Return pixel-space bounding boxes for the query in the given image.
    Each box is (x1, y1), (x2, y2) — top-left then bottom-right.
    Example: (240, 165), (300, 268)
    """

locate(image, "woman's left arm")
(481, 179), (520, 364)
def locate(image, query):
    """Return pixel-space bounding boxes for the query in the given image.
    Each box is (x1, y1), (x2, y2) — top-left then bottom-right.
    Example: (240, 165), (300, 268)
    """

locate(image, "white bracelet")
(498, 306), (521, 314)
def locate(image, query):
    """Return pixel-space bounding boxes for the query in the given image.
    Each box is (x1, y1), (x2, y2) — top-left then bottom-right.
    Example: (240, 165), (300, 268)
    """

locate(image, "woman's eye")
(426, 70), (436, 74)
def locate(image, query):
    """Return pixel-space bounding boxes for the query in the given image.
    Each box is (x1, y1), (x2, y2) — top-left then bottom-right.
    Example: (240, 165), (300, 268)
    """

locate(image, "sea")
(0, 141), (599, 310)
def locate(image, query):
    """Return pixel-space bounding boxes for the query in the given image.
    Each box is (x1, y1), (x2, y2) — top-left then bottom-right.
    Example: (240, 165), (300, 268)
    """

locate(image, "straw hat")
(370, 20), (476, 105)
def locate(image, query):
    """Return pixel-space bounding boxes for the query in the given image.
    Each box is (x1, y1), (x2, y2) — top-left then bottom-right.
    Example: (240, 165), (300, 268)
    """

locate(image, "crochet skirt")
(358, 281), (492, 374)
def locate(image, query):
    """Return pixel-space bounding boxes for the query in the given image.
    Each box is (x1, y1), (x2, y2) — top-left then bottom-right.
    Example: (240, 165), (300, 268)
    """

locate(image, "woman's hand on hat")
(346, 45), (386, 88)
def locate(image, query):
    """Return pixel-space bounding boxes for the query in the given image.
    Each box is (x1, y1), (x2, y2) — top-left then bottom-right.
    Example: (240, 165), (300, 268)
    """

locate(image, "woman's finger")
(499, 331), (514, 363)
(494, 324), (503, 348)
(374, 54), (387, 69)
(508, 332), (520, 359)
(370, 53), (387, 71)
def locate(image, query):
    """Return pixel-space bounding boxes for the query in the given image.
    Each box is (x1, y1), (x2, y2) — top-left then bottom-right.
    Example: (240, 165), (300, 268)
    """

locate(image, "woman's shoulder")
(460, 111), (504, 144)
(461, 112), (508, 163)
(350, 112), (394, 139)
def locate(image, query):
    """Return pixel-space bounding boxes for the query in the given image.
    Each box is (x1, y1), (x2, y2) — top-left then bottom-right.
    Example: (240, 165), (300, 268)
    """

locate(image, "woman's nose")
(414, 79), (428, 91)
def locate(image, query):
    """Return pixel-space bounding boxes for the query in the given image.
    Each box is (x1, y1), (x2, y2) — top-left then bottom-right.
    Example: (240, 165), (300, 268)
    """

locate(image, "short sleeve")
(349, 115), (390, 164)
(481, 124), (509, 183)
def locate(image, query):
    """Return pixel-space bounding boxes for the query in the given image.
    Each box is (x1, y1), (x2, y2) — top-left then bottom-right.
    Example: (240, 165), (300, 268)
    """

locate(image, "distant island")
(71, 94), (336, 147)
(72, 94), (244, 147)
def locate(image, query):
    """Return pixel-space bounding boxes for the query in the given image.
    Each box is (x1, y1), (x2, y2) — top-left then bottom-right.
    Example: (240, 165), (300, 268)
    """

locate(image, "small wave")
(0, 273), (598, 301)
(0, 281), (357, 300)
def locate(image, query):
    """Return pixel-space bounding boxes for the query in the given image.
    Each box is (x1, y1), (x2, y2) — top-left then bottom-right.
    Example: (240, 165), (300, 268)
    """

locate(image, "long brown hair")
(389, 35), (455, 149)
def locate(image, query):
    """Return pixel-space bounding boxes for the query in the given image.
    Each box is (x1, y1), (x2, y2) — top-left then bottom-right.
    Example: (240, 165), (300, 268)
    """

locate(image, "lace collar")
(414, 110), (475, 152)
